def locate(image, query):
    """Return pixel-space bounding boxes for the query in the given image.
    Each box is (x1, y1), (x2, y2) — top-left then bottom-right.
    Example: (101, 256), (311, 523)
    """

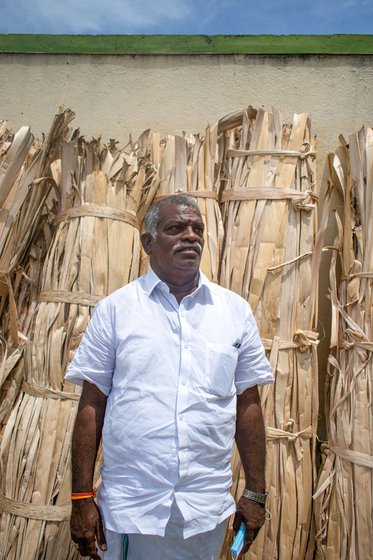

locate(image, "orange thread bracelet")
(71, 487), (96, 500)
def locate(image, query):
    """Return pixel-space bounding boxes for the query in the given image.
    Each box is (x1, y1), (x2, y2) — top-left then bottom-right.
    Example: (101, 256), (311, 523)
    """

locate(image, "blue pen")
(231, 522), (246, 559)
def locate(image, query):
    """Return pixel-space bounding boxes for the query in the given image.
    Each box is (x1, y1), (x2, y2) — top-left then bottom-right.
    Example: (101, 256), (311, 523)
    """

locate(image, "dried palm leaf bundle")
(219, 107), (320, 559)
(127, 129), (161, 225)
(0, 123), (38, 350)
(0, 124), (156, 559)
(314, 127), (373, 560)
(0, 111), (75, 426)
(145, 127), (223, 281)
(0, 123), (38, 422)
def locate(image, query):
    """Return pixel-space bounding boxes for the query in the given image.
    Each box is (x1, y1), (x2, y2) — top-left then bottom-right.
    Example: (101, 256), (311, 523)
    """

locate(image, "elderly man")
(66, 194), (273, 560)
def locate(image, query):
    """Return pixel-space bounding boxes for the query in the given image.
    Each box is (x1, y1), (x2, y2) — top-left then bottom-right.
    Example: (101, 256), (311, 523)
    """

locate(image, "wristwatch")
(243, 488), (268, 505)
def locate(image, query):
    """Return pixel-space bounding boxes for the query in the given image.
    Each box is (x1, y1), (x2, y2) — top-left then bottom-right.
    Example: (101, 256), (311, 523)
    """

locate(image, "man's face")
(141, 204), (205, 280)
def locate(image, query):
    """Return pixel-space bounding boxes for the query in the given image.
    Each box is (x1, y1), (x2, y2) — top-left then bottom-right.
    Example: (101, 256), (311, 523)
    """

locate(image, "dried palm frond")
(0, 121), (156, 559)
(218, 106), (320, 560)
(314, 127), (373, 560)
(0, 111), (75, 426)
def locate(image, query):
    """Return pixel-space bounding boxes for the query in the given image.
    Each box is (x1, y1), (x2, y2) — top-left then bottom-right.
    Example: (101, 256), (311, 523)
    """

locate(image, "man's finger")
(233, 512), (243, 533)
(76, 530), (98, 559)
(96, 513), (108, 551)
(86, 537), (101, 560)
(245, 529), (255, 543)
(75, 539), (89, 557)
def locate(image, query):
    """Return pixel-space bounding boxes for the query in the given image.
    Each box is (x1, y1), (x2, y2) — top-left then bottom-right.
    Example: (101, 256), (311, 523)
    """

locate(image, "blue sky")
(0, 0), (372, 34)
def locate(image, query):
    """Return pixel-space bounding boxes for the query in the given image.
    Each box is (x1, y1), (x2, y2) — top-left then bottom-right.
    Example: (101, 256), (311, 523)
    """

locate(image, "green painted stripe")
(0, 34), (372, 55)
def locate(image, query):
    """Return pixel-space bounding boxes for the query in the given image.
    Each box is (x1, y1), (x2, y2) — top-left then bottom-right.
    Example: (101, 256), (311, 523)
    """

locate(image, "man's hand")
(71, 382), (108, 558)
(233, 496), (265, 555)
(71, 499), (107, 559)
(234, 386), (267, 554)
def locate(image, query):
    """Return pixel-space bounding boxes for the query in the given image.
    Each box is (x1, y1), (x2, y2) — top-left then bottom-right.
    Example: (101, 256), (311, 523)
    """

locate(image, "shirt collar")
(142, 267), (213, 298)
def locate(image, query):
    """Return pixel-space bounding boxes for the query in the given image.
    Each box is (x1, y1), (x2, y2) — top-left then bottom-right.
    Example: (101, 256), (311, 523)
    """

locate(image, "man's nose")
(182, 226), (200, 241)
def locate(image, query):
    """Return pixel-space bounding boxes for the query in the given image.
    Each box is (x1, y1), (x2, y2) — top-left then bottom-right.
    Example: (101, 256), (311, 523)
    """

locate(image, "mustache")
(173, 242), (203, 255)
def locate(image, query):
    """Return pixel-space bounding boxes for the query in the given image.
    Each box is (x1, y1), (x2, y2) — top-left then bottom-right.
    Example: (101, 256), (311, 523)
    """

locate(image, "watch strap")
(243, 488), (268, 504)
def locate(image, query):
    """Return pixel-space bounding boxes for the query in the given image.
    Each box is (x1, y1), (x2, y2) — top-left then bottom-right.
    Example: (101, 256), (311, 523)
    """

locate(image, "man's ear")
(141, 233), (153, 256)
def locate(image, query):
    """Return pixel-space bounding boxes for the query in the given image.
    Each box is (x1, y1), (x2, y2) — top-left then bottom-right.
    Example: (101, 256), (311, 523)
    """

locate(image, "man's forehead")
(158, 203), (202, 223)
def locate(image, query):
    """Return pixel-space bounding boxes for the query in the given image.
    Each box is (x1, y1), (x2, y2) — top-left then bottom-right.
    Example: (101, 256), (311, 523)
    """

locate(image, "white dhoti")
(99, 500), (228, 560)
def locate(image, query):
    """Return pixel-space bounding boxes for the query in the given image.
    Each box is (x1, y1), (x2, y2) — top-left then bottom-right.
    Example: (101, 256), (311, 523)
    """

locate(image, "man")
(66, 194), (273, 560)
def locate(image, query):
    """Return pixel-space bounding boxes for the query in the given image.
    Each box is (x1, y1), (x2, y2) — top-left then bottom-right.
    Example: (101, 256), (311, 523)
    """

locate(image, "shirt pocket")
(204, 341), (239, 397)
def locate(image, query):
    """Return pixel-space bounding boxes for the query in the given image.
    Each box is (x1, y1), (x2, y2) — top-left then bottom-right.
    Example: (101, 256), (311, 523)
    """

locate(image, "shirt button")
(179, 414), (184, 421)
(184, 343), (189, 349)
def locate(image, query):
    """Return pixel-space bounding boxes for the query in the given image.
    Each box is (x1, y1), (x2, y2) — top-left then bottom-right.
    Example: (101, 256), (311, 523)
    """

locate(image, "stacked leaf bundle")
(140, 126), (223, 281)
(218, 107), (320, 559)
(314, 128), (373, 559)
(0, 115), (158, 559)
(0, 111), (75, 427)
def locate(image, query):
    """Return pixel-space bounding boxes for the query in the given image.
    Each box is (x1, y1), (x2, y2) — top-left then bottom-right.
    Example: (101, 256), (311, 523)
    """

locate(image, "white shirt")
(65, 269), (273, 538)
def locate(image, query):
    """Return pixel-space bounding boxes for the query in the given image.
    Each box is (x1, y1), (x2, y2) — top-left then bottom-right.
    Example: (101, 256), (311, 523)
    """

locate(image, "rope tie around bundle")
(225, 144), (316, 160)
(0, 491), (71, 521)
(292, 189), (318, 211)
(262, 330), (319, 353)
(342, 271), (373, 280)
(293, 329), (319, 352)
(220, 187), (317, 206)
(38, 290), (102, 307)
(21, 381), (80, 401)
(337, 339), (373, 352)
(154, 190), (218, 201)
(334, 316), (373, 358)
(267, 424), (312, 442)
(328, 446), (373, 469)
(315, 445), (373, 480)
(56, 204), (139, 229)
(267, 421), (312, 462)
(267, 252), (313, 272)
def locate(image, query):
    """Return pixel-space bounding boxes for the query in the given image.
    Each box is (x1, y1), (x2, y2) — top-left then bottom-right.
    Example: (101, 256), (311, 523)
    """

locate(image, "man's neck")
(168, 276), (200, 303)
(152, 267), (200, 303)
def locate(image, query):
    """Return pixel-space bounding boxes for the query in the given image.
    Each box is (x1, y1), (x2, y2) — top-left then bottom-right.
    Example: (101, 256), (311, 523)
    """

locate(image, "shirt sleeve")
(235, 309), (273, 395)
(64, 299), (116, 396)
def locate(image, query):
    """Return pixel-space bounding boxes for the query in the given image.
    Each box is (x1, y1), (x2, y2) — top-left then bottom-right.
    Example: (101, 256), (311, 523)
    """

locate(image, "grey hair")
(144, 195), (200, 239)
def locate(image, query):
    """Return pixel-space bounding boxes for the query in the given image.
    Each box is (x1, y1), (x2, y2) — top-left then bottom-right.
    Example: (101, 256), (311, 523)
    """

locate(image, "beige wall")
(1, 53), (372, 154)
(1, 52), (373, 436)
